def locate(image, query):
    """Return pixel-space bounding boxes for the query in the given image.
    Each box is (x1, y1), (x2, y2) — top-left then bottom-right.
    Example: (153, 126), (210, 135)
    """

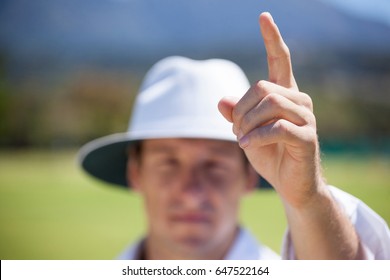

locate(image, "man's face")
(128, 138), (255, 258)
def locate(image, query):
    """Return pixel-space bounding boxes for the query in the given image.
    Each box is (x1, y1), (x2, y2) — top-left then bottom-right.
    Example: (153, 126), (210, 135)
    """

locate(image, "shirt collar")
(119, 227), (279, 260)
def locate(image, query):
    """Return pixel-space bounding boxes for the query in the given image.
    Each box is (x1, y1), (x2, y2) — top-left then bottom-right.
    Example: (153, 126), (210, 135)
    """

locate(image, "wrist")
(281, 179), (330, 215)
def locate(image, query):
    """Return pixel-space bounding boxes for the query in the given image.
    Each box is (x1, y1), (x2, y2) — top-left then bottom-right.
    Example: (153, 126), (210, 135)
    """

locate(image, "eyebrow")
(208, 145), (240, 157)
(145, 143), (240, 158)
(144, 143), (175, 153)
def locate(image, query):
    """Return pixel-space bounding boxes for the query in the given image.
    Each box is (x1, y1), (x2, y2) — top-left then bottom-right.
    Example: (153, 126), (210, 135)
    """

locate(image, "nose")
(178, 167), (208, 208)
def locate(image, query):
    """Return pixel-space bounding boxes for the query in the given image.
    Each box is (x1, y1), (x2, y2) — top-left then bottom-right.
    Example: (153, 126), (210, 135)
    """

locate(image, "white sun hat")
(78, 56), (250, 187)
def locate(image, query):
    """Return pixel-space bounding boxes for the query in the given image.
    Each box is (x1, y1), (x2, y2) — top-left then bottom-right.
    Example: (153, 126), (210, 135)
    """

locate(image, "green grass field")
(0, 149), (389, 259)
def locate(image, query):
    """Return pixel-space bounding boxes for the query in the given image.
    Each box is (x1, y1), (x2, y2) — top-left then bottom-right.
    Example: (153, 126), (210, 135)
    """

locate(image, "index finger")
(260, 12), (298, 90)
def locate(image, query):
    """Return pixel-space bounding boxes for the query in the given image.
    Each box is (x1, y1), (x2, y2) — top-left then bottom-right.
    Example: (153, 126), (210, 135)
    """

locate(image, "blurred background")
(0, 0), (389, 259)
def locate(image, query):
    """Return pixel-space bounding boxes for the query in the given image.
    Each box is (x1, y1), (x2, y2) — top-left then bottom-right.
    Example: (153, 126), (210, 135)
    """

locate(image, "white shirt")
(117, 228), (280, 260)
(118, 186), (390, 260)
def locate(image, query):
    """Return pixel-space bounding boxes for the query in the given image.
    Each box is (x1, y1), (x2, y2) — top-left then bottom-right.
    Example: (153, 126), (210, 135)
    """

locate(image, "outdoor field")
(0, 149), (389, 260)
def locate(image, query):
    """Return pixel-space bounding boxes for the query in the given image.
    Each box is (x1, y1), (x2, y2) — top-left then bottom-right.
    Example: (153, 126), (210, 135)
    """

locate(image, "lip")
(171, 213), (211, 223)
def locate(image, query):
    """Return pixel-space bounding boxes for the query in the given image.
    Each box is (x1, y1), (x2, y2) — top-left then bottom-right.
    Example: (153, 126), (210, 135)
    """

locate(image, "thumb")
(217, 96), (239, 123)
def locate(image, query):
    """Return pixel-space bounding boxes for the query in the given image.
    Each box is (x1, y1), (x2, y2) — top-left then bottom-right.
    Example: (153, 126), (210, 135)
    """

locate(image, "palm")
(246, 141), (317, 204)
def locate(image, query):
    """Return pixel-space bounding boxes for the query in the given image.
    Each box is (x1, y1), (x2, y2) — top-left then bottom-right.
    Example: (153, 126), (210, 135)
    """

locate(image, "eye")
(156, 158), (179, 171)
(204, 161), (230, 184)
(206, 161), (228, 172)
(208, 165), (226, 175)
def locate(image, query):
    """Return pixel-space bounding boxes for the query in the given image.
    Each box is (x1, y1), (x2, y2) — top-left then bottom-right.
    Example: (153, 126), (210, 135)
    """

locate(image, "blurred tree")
(0, 53), (8, 141)
(38, 71), (140, 147)
(1, 70), (140, 148)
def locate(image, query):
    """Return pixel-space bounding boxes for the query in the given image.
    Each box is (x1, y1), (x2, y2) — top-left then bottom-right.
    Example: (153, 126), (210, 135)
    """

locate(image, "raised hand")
(219, 12), (324, 208)
(218, 12), (361, 259)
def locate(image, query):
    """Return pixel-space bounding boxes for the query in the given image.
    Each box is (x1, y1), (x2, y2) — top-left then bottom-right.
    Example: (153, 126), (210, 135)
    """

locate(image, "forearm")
(282, 184), (364, 259)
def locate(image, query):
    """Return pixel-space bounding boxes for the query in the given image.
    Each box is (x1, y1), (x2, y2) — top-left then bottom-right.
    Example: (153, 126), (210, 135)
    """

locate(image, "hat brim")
(79, 133), (137, 187)
(79, 133), (274, 189)
(78, 132), (239, 188)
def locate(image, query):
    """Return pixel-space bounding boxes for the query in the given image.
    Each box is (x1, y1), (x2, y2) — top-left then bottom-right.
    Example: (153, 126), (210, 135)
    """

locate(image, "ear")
(244, 165), (258, 195)
(126, 157), (142, 193)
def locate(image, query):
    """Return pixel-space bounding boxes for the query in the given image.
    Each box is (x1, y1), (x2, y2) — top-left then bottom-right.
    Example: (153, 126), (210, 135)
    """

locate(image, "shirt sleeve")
(281, 185), (390, 259)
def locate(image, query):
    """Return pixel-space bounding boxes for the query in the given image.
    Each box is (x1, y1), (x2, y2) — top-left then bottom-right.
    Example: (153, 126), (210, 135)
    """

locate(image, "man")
(79, 12), (390, 259)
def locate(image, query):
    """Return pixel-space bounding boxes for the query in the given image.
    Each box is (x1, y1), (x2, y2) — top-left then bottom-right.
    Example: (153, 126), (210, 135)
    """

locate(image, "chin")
(173, 236), (215, 259)
(173, 230), (214, 250)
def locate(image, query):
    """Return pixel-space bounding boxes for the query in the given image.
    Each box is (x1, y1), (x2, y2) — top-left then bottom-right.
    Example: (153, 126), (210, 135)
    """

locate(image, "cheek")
(141, 190), (174, 235)
(142, 187), (170, 215)
(211, 181), (246, 220)
(136, 172), (171, 221)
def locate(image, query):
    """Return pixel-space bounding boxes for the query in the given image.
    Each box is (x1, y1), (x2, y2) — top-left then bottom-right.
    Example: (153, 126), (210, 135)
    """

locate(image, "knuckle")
(303, 128), (318, 148)
(281, 42), (291, 58)
(268, 43), (291, 62)
(264, 93), (282, 108)
(270, 43), (291, 61)
(300, 107), (316, 126)
(274, 119), (290, 136)
(254, 80), (268, 97)
(300, 92), (314, 111)
(304, 114), (315, 127)
(284, 45), (291, 58)
(308, 112), (317, 126)
(232, 104), (242, 122)
(241, 112), (254, 132)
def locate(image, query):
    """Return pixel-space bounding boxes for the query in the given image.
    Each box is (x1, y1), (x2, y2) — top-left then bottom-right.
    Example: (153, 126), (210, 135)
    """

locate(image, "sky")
(1, 0), (389, 67)
(108, 0), (390, 30)
(110, 0), (390, 27)
(321, 0), (390, 26)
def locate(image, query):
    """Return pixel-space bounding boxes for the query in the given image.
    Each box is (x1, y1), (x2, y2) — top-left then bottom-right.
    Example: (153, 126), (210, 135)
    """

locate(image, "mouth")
(171, 213), (211, 224)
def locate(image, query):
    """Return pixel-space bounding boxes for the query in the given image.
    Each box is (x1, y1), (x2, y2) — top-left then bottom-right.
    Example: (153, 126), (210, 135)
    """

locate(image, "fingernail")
(239, 135), (249, 148)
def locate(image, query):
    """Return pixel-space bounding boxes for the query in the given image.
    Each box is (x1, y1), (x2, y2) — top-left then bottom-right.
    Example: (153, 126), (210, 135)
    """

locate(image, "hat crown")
(128, 56), (250, 141)
(79, 56), (251, 187)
